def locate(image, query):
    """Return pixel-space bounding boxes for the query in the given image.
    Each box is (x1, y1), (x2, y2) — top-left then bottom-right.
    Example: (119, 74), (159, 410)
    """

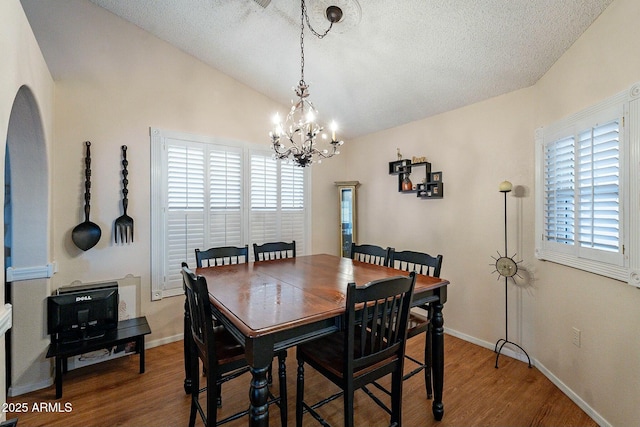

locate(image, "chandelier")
(269, 0), (345, 167)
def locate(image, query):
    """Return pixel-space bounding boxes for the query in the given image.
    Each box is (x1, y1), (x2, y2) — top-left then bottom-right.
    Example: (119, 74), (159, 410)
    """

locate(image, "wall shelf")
(389, 159), (444, 199)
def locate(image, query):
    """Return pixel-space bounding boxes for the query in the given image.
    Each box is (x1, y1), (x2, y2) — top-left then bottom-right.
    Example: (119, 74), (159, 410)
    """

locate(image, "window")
(249, 153), (306, 246)
(150, 128), (310, 300)
(535, 82), (640, 287)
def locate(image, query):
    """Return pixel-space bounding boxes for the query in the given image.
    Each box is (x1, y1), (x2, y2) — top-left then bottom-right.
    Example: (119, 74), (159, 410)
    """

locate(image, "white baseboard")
(8, 377), (53, 398)
(444, 327), (609, 427)
(146, 333), (183, 349)
(444, 327), (533, 365)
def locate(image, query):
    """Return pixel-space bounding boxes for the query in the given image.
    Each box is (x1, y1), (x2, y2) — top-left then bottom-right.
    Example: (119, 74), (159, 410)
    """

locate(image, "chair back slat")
(350, 243), (392, 266)
(389, 249), (443, 277)
(345, 272), (416, 373)
(181, 265), (217, 367)
(253, 241), (296, 261)
(195, 245), (249, 268)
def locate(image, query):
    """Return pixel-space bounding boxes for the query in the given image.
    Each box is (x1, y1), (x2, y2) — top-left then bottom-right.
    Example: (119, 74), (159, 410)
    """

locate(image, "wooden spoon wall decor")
(71, 141), (102, 251)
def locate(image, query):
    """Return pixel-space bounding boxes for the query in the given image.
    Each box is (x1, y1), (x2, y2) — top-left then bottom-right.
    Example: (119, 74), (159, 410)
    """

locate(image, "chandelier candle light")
(269, 0), (345, 167)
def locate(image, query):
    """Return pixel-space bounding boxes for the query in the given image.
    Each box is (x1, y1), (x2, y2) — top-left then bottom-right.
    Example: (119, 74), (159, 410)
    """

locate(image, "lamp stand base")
(494, 338), (532, 368)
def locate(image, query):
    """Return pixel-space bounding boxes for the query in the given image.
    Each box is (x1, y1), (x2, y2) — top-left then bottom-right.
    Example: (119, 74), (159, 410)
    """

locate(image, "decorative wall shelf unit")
(389, 159), (444, 199)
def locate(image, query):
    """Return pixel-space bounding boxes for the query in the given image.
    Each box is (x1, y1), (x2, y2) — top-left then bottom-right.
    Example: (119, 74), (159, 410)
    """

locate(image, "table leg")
(246, 339), (273, 427)
(139, 336), (145, 373)
(55, 357), (63, 399)
(431, 302), (444, 421)
(248, 364), (270, 427)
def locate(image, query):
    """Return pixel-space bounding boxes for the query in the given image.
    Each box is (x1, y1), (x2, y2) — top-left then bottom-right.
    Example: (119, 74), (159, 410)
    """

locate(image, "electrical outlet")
(572, 327), (581, 347)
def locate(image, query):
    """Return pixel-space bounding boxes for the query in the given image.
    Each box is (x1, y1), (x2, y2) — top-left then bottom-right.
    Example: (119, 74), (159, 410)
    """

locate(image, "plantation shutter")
(250, 153), (279, 245)
(249, 151), (307, 256)
(151, 128), (311, 299)
(163, 141), (244, 295)
(577, 120), (620, 255)
(544, 135), (575, 246)
(280, 162), (306, 244)
(209, 147), (243, 247)
(166, 141), (205, 291)
(534, 81), (640, 285)
(541, 117), (623, 266)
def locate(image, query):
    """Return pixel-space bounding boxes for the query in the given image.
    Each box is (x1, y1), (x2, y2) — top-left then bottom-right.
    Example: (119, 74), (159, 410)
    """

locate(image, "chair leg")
(343, 385), (355, 427)
(188, 348), (199, 427)
(390, 369), (403, 427)
(207, 365), (217, 427)
(425, 316), (433, 399)
(278, 352), (288, 427)
(296, 359), (304, 427)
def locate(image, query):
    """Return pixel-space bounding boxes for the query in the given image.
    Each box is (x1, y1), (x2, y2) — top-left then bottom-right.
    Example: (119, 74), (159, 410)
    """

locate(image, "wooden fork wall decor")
(114, 145), (134, 243)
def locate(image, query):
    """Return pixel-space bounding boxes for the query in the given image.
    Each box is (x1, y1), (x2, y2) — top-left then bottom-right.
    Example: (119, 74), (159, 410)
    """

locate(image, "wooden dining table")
(187, 253), (449, 427)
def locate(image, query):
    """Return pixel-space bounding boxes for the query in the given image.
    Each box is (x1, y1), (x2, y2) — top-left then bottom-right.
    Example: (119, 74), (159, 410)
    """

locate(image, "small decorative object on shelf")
(388, 158), (444, 199)
(412, 156), (427, 163)
(402, 173), (413, 191)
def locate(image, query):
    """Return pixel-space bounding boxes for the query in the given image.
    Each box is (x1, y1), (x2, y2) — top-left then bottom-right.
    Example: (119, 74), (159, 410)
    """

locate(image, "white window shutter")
(166, 143), (205, 292)
(250, 153), (279, 245)
(150, 128), (311, 300)
(544, 135), (575, 246)
(280, 163), (305, 245)
(535, 87), (630, 282)
(209, 147), (243, 247)
(577, 120), (620, 252)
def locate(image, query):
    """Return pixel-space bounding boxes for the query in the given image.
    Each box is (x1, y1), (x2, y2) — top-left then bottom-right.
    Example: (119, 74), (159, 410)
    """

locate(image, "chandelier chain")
(302, 0), (334, 39)
(300, 0), (334, 83)
(300, 0), (305, 84)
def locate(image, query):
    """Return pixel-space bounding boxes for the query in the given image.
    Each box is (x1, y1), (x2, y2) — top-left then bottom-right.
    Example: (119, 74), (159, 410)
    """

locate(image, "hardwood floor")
(7, 334), (598, 426)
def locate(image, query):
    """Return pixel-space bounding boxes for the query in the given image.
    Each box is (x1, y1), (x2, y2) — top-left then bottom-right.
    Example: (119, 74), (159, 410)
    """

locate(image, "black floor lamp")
(492, 181), (532, 369)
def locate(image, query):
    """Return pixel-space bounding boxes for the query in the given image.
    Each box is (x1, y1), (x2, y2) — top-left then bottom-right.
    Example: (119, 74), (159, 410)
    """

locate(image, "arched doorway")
(5, 85), (50, 395)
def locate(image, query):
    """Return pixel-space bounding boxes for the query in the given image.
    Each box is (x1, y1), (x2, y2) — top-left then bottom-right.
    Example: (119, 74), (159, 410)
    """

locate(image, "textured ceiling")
(22, 0), (613, 139)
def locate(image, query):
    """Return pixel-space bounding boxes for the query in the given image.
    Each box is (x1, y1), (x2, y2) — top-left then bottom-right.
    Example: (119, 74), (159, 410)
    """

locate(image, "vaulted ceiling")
(22, 0), (613, 139)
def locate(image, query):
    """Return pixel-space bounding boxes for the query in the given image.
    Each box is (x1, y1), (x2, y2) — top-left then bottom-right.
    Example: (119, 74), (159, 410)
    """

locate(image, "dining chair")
(253, 241), (296, 261)
(350, 243), (392, 266)
(388, 249), (443, 399)
(295, 272), (417, 427)
(195, 246), (249, 329)
(189, 254), (278, 399)
(181, 265), (288, 427)
(195, 245), (249, 267)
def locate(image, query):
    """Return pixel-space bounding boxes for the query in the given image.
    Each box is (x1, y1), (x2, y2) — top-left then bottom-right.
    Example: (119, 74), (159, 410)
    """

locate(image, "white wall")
(0, 0), (54, 412)
(344, 0), (640, 425)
